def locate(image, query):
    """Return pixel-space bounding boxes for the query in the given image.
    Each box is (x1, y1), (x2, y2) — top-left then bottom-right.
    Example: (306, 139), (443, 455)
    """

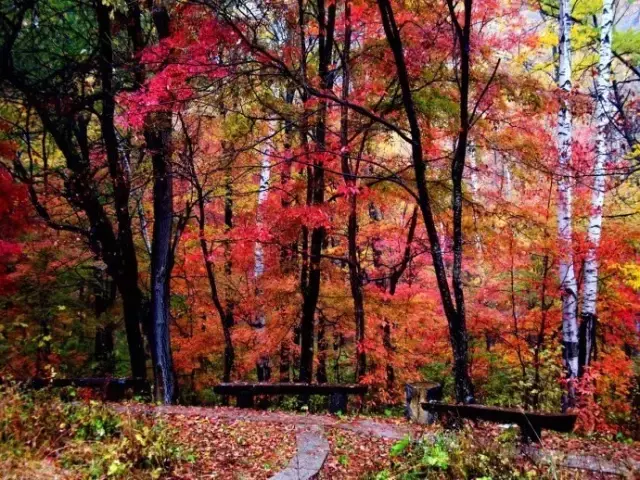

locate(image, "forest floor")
(2, 400), (639, 479)
(112, 404), (640, 479)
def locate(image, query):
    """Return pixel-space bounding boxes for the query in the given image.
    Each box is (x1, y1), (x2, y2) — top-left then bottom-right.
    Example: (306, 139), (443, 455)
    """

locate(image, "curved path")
(113, 404), (412, 440)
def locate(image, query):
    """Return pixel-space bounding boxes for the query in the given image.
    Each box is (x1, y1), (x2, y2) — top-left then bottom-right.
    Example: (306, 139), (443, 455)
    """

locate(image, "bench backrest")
(214, 382), (367, 395)
(422, 403), (577, 432)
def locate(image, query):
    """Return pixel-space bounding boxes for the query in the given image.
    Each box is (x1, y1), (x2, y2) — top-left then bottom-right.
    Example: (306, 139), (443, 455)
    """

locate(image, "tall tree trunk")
(146, 116), (175, 403)
(299, 0), (336, 383)
(223, 148), (235, 381)
(96, 0), (147, 379)
(147, 5), (175, 404)
(339, 0), (366, 381)
(556, 0), (579, 408)
(193, 173), (235, 383)
(447, 0), (475, 405)
(580, 0), (614, 375)
(254, 130), (272, 381)
(377, 0), (475, 402)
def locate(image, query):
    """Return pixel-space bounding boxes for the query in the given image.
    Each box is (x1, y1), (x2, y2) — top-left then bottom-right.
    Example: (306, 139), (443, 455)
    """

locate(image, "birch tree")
(556, 0), (579, 406)
(254, 131), (272, 380)
(579, 0), (614, 374)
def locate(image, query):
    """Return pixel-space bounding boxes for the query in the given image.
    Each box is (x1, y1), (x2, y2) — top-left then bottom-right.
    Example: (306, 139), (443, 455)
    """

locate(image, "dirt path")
(114, 404), (420, 479)
(113, 404), (639, 479)
(113, 404), (416, 440)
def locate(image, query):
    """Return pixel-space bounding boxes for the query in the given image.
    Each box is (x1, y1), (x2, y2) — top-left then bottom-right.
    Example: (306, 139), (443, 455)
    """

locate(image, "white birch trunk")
(580, 0), (614, 369)
(254, 147), (271, 282)
(254, 131), (272, 379)
(556, 0), (580, 396)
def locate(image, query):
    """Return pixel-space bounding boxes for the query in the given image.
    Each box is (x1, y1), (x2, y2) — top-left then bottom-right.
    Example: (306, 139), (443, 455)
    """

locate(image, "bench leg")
(236, 392), (254, 408)
(329, 393), (347, 414)
(520, 423), (542, 443)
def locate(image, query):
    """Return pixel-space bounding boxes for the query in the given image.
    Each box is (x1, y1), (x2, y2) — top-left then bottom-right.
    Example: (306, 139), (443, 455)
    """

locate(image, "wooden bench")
(3, 377), (150, 401)
(214, 382), (367, 413)
(421, 403), (577, 443)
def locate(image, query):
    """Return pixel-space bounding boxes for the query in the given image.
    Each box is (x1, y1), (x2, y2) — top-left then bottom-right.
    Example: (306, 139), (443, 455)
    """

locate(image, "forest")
(0, 0), (639, 478)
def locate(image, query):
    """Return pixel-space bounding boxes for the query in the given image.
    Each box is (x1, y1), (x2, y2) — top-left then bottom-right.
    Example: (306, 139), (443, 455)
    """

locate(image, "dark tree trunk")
(339, 2), (366, 382)
(447, 0), (475, 404)
(299, 0), (336, 384)
(376, 0), (475, 403)
(348, 206), (366, 381)
(194, 167), (235, 384)
(222, 152), (235, 382)
(146, 116), (175, 404)
(299, 227), (322, 383)
(143, 5), (175, 405)
(97, 0), (150, 380)
(578, 313), (597, 376)
(383, 207), (418, 389)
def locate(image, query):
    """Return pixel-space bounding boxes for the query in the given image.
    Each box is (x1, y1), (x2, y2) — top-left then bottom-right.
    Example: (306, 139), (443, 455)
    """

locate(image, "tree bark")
(88, 0), (150, 379)
(146, 5), (175, 404)
(299, 0), (336, 383)
(376, 0), (474, 403)
(192, 165), (235, 383)
(254, 127), (272, 381)
(556, 0), (579, 408)
(223, 148), (236, 381)
(339, 0), (366, 381)
(579, 0), (614, 375)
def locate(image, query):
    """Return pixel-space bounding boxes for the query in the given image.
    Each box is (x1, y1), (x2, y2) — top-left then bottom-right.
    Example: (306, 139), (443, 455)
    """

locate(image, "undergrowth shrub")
(372, 427), (555, 480)
(0, 384), (193, 478)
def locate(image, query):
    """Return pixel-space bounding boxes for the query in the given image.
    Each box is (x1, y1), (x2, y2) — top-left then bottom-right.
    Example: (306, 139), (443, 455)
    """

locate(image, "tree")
(375, 0), (475, 402)
(579, 0), (614, 375)
(555, 0), (580, 408)
(1, 0), (148, 379)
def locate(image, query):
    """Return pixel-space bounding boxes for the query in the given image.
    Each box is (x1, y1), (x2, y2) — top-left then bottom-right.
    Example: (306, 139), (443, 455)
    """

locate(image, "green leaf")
(390, 436), (411, 457)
